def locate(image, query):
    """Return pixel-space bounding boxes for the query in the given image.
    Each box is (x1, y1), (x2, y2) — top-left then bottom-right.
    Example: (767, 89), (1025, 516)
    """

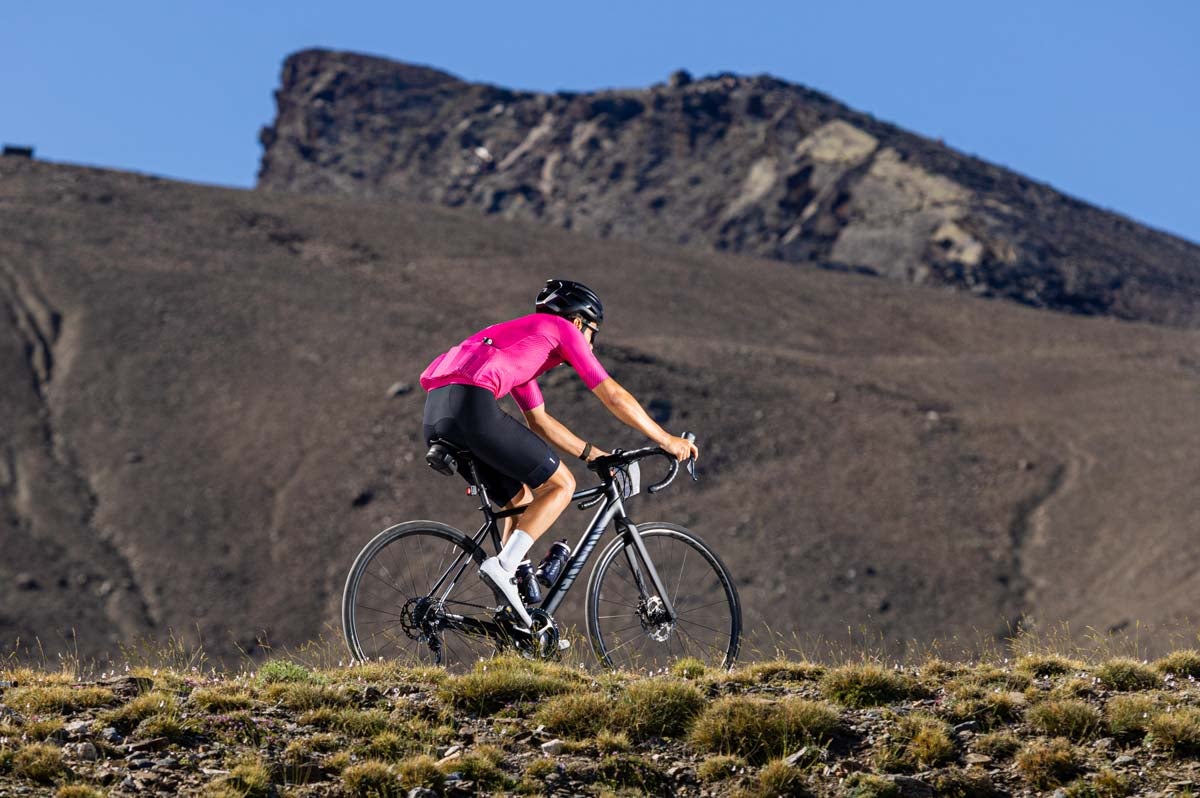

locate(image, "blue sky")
(4, 1), (1198, 243)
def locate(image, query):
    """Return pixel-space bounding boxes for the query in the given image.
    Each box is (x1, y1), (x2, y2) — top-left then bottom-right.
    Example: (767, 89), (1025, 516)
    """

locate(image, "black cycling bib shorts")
(422, 384), (560, 505)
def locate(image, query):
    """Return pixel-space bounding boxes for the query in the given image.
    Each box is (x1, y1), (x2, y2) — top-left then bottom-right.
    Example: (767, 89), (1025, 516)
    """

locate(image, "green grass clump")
(4, 685), (115, 715)
(1015, 737), (1082, 790)
(930, 770), (1000, 798)
(257, 659), (321, 685)
(843, 772), (900, 798)
(1154, 649), (1200, 678)
(439, 657), (581, 714)
(1146, 706), (1200, 756)
(266, 682), (354, 710)
(697, 754), (746, 783)
(1093, 658), (1162, 691)
(873, 712), (956, 772)
(0, 717), (63, 742)
(1061, 770), (1131, 798)
(534, 691), (613, 739)
(690, 695), (840, 765)
(191, 686), (254, 712)
(342, 760), (402, 797)
(613, 679), (706, 740)
(133, 711), (193, 743)
(1027, 699), (1102, 741)
(974, 731), (1021, 759)
(1015, 653), (1083, 678)
(396, 754), (445, 792)
(820, 663), (919, 708)
(752, 759), (812, 797)
(1105, 693), (1159, 741)
(298, 707), (394, 738)
(12, 743), (68, 784)
(957, 666), (1031, 691)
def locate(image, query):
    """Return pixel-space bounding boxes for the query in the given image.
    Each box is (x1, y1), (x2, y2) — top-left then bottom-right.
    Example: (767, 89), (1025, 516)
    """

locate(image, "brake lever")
(682, 431), (699, 482)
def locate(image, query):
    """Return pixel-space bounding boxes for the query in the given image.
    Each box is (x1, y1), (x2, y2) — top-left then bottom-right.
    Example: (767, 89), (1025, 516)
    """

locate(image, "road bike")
(342, 433), (741, 671)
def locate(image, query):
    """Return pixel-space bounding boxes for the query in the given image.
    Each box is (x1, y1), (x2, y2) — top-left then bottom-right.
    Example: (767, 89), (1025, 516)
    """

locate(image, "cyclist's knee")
(535, 461), (575, 498)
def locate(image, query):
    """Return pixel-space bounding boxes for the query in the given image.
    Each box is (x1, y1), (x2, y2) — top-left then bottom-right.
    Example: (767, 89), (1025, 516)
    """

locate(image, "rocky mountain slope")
(258, 49), (1200, 328)
(3, 157), (1200, 664)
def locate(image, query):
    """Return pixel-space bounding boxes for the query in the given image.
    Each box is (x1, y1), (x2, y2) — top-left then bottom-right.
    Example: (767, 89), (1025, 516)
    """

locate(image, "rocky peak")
(259, 48), (1200, 327)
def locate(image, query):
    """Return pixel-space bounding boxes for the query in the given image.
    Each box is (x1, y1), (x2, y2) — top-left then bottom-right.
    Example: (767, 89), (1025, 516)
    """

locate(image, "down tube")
(540, 496), (622, 616)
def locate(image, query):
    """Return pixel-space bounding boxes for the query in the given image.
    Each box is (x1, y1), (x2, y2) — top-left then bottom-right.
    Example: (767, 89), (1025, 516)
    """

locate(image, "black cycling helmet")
(535, 279), (604, 327)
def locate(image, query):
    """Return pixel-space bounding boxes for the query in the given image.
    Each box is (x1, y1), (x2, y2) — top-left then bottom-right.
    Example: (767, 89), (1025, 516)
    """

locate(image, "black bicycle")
(341, 433), (741, 671)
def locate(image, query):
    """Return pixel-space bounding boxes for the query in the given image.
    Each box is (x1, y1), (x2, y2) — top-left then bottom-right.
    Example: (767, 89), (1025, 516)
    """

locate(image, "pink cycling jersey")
(420, 313), (609, 412)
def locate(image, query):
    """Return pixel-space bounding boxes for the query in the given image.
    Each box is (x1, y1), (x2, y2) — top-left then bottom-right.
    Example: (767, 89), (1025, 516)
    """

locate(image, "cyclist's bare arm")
(591, 378), (699, 462)
(523, 406), (609, 461)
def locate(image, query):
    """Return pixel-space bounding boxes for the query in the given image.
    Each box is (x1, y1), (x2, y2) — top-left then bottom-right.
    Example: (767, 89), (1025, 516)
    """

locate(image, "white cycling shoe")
(479, 557), (534, 631)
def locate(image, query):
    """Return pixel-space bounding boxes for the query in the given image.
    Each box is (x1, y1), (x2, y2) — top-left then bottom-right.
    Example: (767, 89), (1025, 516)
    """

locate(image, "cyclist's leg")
(500, 484), (534, 545)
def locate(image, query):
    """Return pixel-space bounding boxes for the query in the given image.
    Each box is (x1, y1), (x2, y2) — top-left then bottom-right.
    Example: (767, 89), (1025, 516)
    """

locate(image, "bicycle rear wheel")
(342, 521), (499, 670)
(586, 522), (741, 671)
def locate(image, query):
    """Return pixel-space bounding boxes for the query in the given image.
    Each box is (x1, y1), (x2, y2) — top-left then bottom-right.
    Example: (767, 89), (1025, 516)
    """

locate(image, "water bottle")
(515, 561), (541, 605)
(535, 540), (571, 588)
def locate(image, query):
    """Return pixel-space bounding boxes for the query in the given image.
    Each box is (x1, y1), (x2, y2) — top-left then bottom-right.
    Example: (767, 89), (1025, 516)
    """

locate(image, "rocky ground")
(3, 646), (1200, 797)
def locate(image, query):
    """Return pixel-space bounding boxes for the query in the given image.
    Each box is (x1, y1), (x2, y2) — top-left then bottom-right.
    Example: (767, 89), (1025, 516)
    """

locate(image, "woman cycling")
(419, 279), (698, 630)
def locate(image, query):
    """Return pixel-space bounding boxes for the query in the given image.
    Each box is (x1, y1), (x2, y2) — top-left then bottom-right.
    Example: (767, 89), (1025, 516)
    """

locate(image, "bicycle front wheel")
(342, 521), (499, 670)
(586, 522), (741, 671)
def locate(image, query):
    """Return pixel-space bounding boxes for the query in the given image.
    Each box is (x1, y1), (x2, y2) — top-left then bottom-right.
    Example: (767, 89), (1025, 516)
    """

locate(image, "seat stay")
(429, 518), (498, 601)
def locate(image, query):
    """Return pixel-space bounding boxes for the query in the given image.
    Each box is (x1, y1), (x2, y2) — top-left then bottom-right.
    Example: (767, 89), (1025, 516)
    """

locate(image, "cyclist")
(419, 279), (699, 630)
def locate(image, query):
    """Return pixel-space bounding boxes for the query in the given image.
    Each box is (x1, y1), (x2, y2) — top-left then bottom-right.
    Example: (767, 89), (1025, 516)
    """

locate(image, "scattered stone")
(784, 746), (813, 766)
(540, 739), (565, 756)
(16, 572), (39, 590)
(387, 381), (413, 398)
(154, 756), (179, 768)
(129, 757), (154, 769)
(963, 753), (991, 764)
(1113, 755), (1137, 767)
(100, 727), (123, 744)
(408, 789), (439, 798)
(125, 450), (143, 464)
(1018, 458), (1034, 471)
(953, 720), (979, 733)
(825, 390), (840, 403)
(65, 741), (99, 761)
(889, 775), (935, 797)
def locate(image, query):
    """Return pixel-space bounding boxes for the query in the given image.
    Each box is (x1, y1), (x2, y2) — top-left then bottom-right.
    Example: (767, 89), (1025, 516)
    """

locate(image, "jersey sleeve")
(553, 317), (610, 389)
(511, 379), (545, 412)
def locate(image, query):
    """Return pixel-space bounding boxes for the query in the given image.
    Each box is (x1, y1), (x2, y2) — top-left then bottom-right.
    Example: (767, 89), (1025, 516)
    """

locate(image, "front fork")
(617, 520), (677, 624)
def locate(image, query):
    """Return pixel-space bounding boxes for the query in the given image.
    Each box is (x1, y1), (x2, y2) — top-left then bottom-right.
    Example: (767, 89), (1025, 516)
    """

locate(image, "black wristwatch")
(579, 442), (593, 461)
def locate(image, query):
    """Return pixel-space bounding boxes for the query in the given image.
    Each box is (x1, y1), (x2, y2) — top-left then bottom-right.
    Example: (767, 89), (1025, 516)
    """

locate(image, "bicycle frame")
(425, 456), (678, 639)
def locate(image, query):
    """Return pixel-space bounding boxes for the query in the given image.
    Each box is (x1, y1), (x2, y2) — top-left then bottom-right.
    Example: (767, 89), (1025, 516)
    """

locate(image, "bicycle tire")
(342, 520), (498, 669)
(585, 522), (741, 671)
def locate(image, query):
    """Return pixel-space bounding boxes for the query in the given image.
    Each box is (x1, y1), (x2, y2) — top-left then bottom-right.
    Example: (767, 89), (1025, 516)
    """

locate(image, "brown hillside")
(258, 49), (1200, 327)
(2, 157), (1199, 664)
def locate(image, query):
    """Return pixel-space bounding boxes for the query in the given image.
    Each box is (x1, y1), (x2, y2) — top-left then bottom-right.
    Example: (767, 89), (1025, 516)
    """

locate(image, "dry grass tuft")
(843, 772), (900, 798)
(670, 657), (707, 679)
(341, 759), (401, 797)
(690, 695), (840, 765)
(396, 754), (445, 792)
(1104, 693), (1160, 741)
(873, 712), (956, 772)
(697, 753), (746, 783)
(1154, 649), (1200, 678)
(533, 691), (612, 739)
(820, 663), (918, 708)
(1061, 769), (1131, 797)
(943, 684), (1024, 729)
(751, 759), (812, 797)
(1145, 706), (1200, 757)
(216, 757), (273, 798)
(11, 743), (67, 784)
(1093, 658), (1162, 691)
(1026, 699), (1102, 741)
(297, 707), (395, 738)
(96, 691), (177, 734)
(190, 686), (254, 713)
(4, 685), (115, 715)
(1015, 737), (1082, 790)
(439, 656), (582, 714)
(613, 678), (706, 740)
(54, 786), (106, 798)
(1015, 653), (1084, 678)
(974, 731), (1021, 759)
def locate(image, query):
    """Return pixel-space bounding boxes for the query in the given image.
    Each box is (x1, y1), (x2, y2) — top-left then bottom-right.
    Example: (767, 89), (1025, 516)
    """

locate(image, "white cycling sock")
(497, 529), (535, 572)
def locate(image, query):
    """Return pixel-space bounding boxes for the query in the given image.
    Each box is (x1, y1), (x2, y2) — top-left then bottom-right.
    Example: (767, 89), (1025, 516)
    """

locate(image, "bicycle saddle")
(425, 438), (470, 477)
